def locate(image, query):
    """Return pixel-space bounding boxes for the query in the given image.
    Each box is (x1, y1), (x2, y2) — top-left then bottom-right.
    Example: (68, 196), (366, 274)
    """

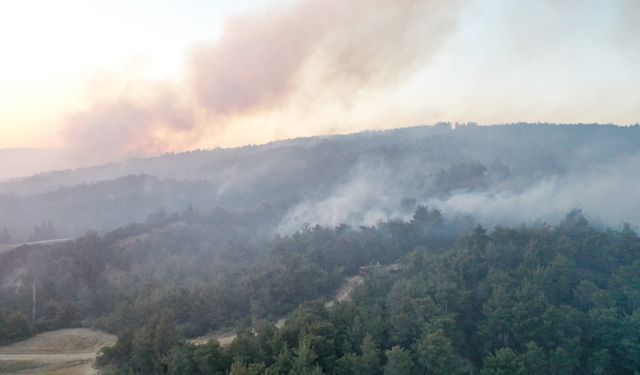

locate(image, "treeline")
(0, 205), (455, 342)
(98, 210), (639, 374)
(0, 311), (31, 344)
(0, 221), (59, 245)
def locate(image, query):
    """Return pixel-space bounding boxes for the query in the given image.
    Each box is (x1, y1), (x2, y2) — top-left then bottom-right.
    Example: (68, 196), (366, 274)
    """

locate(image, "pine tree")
(416, 329), (469, 375)
(383, 346), (416, 375)
(359, 335), (381, 375)
(229, 361), (248, 375)
(290, 337), (324, 375)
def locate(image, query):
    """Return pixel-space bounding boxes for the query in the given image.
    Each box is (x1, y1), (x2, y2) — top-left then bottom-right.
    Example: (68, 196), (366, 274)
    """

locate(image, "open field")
(0, 329), (116, 375)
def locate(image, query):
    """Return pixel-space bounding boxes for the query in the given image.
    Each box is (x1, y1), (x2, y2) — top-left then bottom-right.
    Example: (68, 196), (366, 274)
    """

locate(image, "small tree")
(360, 335), (381, 375)
(383, 346), (416, 375)
(481, 348), (525, 375)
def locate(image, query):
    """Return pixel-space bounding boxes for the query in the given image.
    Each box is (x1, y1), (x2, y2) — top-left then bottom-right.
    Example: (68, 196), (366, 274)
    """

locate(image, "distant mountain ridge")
(0, 148), (87, 181)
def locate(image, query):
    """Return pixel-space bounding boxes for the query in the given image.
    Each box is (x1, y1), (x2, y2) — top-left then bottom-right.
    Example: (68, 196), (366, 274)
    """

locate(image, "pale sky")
(1, 0), (638, 155)
(0, 0), (268, 148)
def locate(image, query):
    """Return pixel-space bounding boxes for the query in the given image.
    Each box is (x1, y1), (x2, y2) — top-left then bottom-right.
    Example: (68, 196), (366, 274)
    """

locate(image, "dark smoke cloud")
(63, 0), (466, 161)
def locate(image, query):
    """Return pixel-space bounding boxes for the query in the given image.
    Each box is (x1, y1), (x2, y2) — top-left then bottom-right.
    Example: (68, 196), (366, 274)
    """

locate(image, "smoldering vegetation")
(0, 123), (639, 241)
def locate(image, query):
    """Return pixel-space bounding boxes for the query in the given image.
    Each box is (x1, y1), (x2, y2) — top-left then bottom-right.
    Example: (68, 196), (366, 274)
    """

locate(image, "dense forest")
(1, 206), (639, 374)
(0, 204), (456, 341)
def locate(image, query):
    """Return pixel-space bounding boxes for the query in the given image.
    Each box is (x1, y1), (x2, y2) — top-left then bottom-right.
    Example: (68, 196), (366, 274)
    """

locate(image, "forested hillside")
(0, 205), (456, 344)
(1, 207), (639, 374)
(101, 211), (640, 375)
(1, 124), (640, 240)
(1, 124), (640, 374)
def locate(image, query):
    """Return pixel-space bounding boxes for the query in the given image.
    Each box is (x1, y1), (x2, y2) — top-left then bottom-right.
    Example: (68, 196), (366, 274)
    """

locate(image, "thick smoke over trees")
(2, 124), (639, 240)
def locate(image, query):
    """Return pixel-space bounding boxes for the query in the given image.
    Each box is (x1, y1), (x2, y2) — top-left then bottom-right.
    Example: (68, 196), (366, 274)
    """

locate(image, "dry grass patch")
(0, 329), (116, 355)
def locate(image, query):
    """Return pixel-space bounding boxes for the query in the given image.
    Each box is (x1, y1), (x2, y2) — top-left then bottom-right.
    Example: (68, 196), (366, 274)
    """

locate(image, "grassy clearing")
(0, 328), (115, 375)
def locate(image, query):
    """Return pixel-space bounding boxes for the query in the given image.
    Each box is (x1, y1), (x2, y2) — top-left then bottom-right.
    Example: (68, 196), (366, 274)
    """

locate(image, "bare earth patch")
(324, 275), (364, 308)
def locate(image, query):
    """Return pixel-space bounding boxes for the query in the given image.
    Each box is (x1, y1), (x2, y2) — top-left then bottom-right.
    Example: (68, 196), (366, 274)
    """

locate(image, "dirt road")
(0, 239), (72, 256)
(189, 274), (365, 347)
(324, 275), (364, 308)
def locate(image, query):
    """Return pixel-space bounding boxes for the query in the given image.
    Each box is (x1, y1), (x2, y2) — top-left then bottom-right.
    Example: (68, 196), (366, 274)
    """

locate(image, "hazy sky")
(1, 0), (638, 160)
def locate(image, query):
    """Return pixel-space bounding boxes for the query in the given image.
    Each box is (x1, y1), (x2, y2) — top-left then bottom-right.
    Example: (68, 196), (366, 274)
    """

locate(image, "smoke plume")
(188, 0), (464, 115)
(63, 80), (198, 162)
(63, 0), (465, 162)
